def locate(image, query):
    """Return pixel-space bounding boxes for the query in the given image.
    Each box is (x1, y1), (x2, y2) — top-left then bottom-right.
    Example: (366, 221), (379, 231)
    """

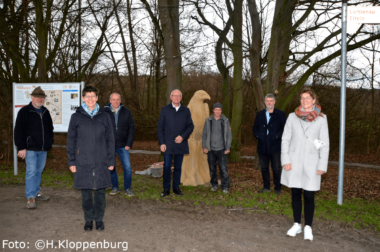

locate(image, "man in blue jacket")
(253, 93), (286, 195)
(14, 86), (54, 209)
(104, 93), (135, 196)
(157, 89), (194, 197)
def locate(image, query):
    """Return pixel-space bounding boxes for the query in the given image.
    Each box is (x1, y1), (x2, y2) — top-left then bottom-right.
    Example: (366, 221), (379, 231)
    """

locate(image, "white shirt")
(265, 109), (271, 135)
(172, 102), (181, 111)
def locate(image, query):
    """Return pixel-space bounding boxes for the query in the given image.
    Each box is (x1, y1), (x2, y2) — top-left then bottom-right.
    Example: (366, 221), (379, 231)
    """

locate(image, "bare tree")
(192, 0), (232, 118)
(191, 0), (244, 162)
(0, 0), (116, 107)
(158, 0), (182, 102)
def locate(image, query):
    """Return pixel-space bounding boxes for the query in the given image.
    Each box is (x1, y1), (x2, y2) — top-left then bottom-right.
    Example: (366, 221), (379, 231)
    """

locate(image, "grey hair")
(170, 89), (182, 96)
(264, 93), (276, 101)
(109, 92), (122, 100)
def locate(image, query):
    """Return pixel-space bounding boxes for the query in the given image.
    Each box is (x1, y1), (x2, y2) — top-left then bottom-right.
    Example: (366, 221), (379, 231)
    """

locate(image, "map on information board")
(13, 83), (81, 132)
(25, 90), (64, 124)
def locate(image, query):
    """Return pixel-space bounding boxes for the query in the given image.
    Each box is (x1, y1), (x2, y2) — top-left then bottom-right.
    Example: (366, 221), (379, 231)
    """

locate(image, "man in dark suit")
(157, 89), (194, 197)
(253, 93), (287, 195)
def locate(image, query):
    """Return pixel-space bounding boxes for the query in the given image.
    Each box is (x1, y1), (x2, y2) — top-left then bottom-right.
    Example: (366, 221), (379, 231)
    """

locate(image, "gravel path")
(1, 185), (379, 252)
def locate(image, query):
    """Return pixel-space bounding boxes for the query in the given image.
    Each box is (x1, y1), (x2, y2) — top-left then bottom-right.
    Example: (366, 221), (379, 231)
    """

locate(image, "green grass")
(1, 164), (379, 232)
(313, 192), (380, 230)
(0, 164), (75, 189)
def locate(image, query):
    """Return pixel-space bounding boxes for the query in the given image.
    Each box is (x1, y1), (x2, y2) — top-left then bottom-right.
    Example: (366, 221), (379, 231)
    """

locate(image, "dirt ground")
(0, 186), (379, 252)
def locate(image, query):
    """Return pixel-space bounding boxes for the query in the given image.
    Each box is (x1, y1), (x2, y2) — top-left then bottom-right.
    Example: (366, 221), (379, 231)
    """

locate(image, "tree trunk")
(155, 35), (163, 114)
(34, 0), (53, 83)
(140, 0), (165, 113)
(158, 0), (182, 103)
(221, 70), (230, 119)
(113, 0), (134, 99)
(127, 0), (140, 109)
(104, 31), (127, 101)
(215, 19), (232, 119)
(247, 0), (264, 170)
(229, 0), (243, 163)
(264, 0), (295, 94)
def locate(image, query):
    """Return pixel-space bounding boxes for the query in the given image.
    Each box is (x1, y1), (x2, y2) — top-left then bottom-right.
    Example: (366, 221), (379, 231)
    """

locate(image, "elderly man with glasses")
(157, 89), (194, 197)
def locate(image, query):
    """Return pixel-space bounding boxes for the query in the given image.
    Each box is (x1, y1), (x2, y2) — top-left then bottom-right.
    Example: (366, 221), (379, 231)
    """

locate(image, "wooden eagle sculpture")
(181, 90), (211, 186)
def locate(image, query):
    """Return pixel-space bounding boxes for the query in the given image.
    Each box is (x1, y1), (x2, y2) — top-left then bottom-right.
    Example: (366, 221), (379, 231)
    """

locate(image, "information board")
(13, 83), (82, 132)
(13, 82), (85, 175)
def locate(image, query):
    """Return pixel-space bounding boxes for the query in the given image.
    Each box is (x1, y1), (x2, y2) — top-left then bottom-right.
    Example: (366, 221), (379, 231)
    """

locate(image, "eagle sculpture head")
(191, 90), (211, 102)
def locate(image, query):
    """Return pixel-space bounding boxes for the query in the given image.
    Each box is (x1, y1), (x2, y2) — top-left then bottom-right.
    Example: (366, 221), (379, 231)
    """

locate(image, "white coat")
(281, 113), (330, 191)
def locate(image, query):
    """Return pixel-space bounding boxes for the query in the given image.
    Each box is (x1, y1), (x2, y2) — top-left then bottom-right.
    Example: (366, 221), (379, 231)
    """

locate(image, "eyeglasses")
(84, 95), (97, 99)
(300, 96), (312, 101)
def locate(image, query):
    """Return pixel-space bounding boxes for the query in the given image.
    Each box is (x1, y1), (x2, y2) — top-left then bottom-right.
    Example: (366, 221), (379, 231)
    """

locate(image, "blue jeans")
(25, 150), (47, 198)
(110, 147), (132, 190)
(258, 151), (282, 191)
(207, 150), (230, 190)
(163, 154), (184, 190)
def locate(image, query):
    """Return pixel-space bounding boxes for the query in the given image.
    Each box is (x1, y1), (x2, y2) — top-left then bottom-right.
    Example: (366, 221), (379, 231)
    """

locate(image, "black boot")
(96, 221), (104, 230)
(84, 221), (93, 231)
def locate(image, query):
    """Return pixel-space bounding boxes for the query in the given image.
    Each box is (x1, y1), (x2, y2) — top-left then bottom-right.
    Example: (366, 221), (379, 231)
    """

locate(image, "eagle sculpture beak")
(205, 94), (211, 101)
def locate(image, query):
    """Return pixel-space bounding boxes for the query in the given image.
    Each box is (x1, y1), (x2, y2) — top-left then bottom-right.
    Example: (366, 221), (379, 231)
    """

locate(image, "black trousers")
(291, 188), (315, 226)
(81, 188), (106, 222)
(207, 150), (230, 190)
(258, 152), (282, 191)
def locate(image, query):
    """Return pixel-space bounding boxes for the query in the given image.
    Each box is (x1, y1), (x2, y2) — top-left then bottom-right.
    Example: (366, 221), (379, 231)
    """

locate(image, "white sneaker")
(304, 225), (313, 241)
(287, 223), (302, 237)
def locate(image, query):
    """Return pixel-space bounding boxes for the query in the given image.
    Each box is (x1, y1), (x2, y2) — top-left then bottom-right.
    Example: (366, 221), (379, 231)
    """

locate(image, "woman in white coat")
(281, 87), (329, 241)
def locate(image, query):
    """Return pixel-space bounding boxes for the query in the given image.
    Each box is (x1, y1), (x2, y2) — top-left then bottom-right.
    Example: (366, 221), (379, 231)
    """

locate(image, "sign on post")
(347, 7), (380, 23)
(338, 4), (380, 205)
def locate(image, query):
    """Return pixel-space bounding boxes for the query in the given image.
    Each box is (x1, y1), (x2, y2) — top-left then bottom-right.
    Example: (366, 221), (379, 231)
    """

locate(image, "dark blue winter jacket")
(103, 103), (135, 149)
(157, 103), (194, 154)
(253, 108), (287, 154)
(66, 106), (115, 190)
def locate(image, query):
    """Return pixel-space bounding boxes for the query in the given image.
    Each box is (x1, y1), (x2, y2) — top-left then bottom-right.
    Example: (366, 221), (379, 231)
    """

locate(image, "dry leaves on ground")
(329, 152), (380, 165)
(227, 160), (380, 201)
